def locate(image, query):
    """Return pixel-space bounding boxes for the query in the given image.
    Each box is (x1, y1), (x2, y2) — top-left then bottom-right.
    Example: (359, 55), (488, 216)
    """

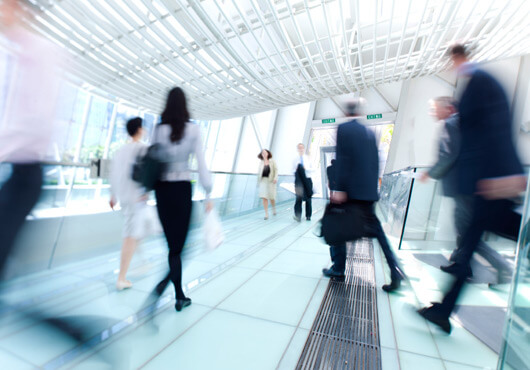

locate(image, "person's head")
(429, 97), (457, 121)
(0, 0), (22, 28)
(297, 143), (305, 156)
(330, 159), (336, 166)
(449, 44), (469, 69)
(258, 149), (272, 160)
(161, 87), (190, 143)
(126, 117), (143, 139)
(344, 97), (367, 116)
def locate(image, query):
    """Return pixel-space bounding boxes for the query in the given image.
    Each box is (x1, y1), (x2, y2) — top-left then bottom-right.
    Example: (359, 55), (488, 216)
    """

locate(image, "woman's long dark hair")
(160, 87), (189, 143)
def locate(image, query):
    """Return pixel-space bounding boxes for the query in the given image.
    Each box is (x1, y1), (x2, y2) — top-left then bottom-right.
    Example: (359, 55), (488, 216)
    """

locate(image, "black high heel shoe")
(175, 297), (192, 312)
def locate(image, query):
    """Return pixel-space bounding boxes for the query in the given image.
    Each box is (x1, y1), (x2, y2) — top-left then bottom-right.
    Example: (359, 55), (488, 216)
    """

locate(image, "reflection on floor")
(0, 201), (331, 369)
(377, 237), (516, 370)
(0, 199), (517, 370)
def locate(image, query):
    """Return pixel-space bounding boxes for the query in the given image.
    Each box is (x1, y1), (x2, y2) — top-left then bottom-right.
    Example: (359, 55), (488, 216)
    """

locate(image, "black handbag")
(132, 143), (165, 191)
(320, 202), (371, 245)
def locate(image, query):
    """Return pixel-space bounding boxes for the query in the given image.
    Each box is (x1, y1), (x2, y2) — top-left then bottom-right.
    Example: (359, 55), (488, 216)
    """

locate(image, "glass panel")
(210, 117), (242, 172)
(109, 104), (140, 157)
(253, 109), (275, 147)
(498, 172), (530, 370)
(234, 118), (260, 174)
(80, 97), (114, 163)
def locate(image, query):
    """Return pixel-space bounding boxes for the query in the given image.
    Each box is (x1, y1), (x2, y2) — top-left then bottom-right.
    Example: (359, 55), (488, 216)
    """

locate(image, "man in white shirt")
(292, 143), (313, 221)
(109, 117), (148, 290)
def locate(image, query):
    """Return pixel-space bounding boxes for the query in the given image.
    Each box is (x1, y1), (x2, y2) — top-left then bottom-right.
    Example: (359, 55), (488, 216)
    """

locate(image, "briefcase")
(320, 202), (370, 245)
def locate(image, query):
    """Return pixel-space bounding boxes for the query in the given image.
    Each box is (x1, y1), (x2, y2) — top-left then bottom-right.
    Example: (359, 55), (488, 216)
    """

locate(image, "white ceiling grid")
(21, 0), (530, 119)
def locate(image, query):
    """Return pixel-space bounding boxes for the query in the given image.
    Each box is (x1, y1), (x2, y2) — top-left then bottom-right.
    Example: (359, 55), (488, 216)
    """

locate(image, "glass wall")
(498, 173), (530, 370)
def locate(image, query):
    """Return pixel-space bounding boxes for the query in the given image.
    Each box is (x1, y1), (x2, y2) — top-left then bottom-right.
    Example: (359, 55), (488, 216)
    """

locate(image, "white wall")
(270, 102), (312, 174)
(385, 54), (530, 173)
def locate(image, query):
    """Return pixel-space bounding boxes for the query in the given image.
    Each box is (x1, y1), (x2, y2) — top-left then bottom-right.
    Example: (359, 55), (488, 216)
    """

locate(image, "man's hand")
(419, 172), (430, 183)
(330, 191), (347, 204)
(476, 175), (527, 200)
(205, 200), (214, 213)
(109, 197), (116, 210)
(273, 179), (277, 184)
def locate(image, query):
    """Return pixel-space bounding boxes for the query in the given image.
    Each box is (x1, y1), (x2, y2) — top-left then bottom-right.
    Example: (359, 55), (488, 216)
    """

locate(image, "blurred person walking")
(322, 100), (405, 292)
(0, 0), (64, 279)
(420, 97), (513, 283)
(418, 45), (526, 333)
(150, 87), (212, 312)
(109, 117), (148, 290)
(293, 143), (313, 221)
(257, 149), (278, 220)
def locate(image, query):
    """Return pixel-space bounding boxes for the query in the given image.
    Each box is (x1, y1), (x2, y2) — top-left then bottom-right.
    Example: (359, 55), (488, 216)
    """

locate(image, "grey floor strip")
(296, 239), (381, 370)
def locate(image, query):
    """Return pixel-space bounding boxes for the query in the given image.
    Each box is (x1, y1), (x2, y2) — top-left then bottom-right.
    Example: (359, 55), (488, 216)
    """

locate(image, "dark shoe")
(322, 268), (345, 280)
(417, 304), (451, 334)
(306, 217), (311, 221)
(175, 297), (192, 312)
(440, 262), (472, 278)
(382, 279), (401, 293)
(293, 215), (301, 222)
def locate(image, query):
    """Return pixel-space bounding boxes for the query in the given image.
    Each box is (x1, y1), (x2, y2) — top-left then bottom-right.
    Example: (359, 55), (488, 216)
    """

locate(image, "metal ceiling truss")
(20, 0), (530, 119)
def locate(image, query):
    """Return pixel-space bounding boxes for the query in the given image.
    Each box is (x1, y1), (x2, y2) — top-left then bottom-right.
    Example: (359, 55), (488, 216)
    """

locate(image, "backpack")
(132, 143), (165, 191)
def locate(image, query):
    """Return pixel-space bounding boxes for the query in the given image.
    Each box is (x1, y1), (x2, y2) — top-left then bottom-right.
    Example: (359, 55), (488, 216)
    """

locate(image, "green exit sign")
(322, 118), (336, 124)
(367, 114), (383, 120)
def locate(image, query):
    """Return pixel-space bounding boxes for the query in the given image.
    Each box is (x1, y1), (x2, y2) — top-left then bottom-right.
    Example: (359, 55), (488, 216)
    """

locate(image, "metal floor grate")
(296, 239), (381, 370)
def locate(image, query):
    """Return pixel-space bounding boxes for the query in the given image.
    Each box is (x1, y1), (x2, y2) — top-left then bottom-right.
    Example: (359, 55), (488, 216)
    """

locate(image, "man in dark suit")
(418, 45), (526, 333)
(420, 97), (513, 282)
(322, 100), (404, 292)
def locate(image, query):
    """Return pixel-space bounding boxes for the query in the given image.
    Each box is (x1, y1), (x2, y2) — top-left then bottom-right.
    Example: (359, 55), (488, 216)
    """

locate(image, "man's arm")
(428, 119), (460, 180)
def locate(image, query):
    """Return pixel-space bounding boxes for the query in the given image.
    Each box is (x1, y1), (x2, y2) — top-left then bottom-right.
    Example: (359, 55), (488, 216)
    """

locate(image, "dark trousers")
(294, 196), (312, 219)
(329, 201), (401, 279)
(437, 197), (521, 318)
(0, 164), (42, 275)
(450, 195), (512, 274)
(154, 181), (192, 300)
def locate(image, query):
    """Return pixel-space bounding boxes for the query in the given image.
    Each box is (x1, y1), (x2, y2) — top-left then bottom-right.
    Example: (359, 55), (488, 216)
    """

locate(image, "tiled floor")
(0, 202), (331, 369)
(375, 236), (511, 370)
(0, 200), (513, 369)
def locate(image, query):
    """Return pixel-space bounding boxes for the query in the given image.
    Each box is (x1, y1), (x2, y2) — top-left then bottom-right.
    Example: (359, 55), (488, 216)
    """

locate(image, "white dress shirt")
(110, 141), (147, 205)
(292, 154), (313, 178)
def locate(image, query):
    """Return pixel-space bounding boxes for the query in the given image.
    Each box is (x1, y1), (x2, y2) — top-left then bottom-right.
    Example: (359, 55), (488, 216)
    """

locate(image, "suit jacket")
(428, 113), (460, 197)
(257, 159), (278, 183)
(456, 68), (523, 195)
(335, 119), (379, 201)
(295, 164), (313, 199)
(327, 163), (337, 191)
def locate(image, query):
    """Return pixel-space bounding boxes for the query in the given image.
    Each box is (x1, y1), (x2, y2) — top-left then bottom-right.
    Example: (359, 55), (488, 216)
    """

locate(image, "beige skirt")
(259, 178), (277, 200)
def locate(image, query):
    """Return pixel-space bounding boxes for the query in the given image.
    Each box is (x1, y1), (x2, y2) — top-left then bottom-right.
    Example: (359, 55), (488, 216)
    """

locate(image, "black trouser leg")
(330, 243), (346, 274)
(294, 196), (302, 218)
(0, 164), (42, 276)
(305, 197), (312, 219)
(155, 181), (192, 300)
(362, 202), (401, 279)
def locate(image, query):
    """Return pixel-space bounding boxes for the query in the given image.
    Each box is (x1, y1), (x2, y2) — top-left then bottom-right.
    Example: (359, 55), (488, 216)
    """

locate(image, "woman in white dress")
(257, 149), (278, 219)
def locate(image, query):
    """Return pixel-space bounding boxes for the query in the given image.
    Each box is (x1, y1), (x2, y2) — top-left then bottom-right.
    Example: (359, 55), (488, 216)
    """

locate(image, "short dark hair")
(126, 117), (143, 137)
(258, 149), (273, 160)
(449, 44), (468, 58)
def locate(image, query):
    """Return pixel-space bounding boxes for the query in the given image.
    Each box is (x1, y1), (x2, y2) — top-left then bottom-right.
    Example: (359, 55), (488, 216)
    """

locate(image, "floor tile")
(0, 348), (35, 370)
(434, 324), (498, 368)
(399, 351), (445, 370)
(218, 270), (319, 326)
(190, 267), (257, 307)
(190, 243), (251, 264)
(72, 304), (211, 370)
(444, 360), (485, 370)
(381, 346), (400, 370)
(263, 250), (330, 279)
(143, 309), (295, 370)
(277, 327), (309, 369)
(235, 247), (283, 270)
(299, 279), (328, 330)
(388, 293), (441, 358)
(287, 237), (329, 255)
(265, 235), (300, 250)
